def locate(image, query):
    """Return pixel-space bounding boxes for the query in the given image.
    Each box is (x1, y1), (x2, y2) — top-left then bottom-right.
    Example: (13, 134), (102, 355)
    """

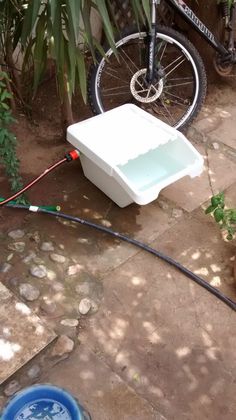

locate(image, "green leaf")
(95, 0), (116, 52)
(76, 48), (87, 103)
(1, 90), (12, 101)
(49, 0), (57, 24)
(81, 0), (96, 61)
(205, 205), (216, 214)
(211, 192), (224, 206)
(66, 42), (76, 96)
(21, 0), (42, 45)
(130, 0), (145, 28)
(65, 0), (81, 44)
(214, 208), (224, 223)
(22, 37), (36, 73)
(33, 11), (47, 92)
(211, 196), (221, 207)
(51, 2), (64, 64)
(1, 102), (9, 110)
(141, 0), (151, 24)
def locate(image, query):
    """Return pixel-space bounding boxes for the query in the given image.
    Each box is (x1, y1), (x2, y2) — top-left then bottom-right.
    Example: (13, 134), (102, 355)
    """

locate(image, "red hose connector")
(65, 150), (80, 162)
(0, 150), (80, 207)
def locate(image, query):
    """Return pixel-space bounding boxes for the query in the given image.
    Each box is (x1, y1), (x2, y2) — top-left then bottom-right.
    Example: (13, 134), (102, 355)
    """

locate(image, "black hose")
(7, 203), (236, 312)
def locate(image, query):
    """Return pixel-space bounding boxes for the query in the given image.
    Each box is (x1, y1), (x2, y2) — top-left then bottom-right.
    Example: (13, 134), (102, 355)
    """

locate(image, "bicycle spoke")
(102, 86), (132, 98)
(102, 85), (131, 92)
(146, 86), (153, 99)
(149, 103), (171, 123)
(165, 81), (193, 88)
(93, 29), (203, 129)
(120, 46), (142, 72)
(136, 88), (149, 94)
(103, 69), (130, 84)
(118, 46), (141, 75)
(163, 94), (188, 108)
(164, 90), (190, 104)
(168, 77), (193, 81)
(150, 101), (175, 125)
(168, 100), (187, 108)
(159, 99), (176, 124)
(104, 65), (145, 92)
(164, 56), (186, 78)
(158, 42), (167, 62)
(103, 90), (132, 97)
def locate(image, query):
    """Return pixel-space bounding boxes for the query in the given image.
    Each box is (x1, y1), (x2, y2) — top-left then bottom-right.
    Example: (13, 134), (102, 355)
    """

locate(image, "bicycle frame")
(166, 0), (229, 56)
(146, 0), (234, 84)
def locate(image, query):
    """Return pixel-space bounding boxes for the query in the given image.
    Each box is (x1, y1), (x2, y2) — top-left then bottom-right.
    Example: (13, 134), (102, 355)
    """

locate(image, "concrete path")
(47, 107), (236, 420)
(1, 102), (236, 419)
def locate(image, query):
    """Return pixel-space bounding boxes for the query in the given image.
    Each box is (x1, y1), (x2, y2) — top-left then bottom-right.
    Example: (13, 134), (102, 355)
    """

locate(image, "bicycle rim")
(94, 31), (200, 129)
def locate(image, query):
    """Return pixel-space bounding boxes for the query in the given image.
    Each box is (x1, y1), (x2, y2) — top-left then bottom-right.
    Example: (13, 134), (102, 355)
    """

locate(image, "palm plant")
(0, 0), (25, 101)
(1, 0), (150, 128)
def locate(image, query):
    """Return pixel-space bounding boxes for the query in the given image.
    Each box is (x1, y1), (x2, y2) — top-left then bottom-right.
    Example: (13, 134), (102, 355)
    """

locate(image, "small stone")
(78, 298), (92, 315)
(7, 253), (14, 261)
(30, 265), (47, 278)
(9, 277), (19, 288)
(40, 299), (57, 314)
(23, 251), (36, 264)
(41, 242), (55, 252)
(50, 253), (66, 264)
(101, 220), (112, 228)
(75, 282), (90, 295)
(46, 269), (57, 281)
(33, 256), (44, 265)
(4, 380), (21, 397)
(172, 209), (183, 219)
(51, 282), (65, 292)
(19, 283), (40, 301)
(77, 238), (90, 244)
(8, 229), (25, 240)
(8, 242), (25, 253)
(0, 262), (12, 273)
(60, 319), (79, 327)
(59, 244), (65, 250)
(27, 364), (41, 379)
(67, 264), (83, 276)
(51, 335), (74, 357)
(90, 300), (98, 313)
(28, 231), (41, 243)
(212, 142), (220, 150)
(158, 200), (169, 211)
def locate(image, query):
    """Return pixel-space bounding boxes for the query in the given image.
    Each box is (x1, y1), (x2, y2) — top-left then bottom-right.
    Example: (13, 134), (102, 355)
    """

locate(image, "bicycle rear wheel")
(88, 26), (207, 130)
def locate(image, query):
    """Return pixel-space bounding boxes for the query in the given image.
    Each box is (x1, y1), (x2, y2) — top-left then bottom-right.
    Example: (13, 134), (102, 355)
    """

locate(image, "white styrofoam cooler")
(67, 104), (204, 207)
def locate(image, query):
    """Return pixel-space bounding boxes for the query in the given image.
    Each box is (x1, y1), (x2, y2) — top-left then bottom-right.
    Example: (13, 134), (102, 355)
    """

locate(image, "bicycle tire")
(88, 26), (207, 130)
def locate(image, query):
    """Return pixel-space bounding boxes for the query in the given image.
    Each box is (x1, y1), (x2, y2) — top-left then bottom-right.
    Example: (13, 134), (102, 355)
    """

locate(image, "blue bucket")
(1, 384), (91, 419)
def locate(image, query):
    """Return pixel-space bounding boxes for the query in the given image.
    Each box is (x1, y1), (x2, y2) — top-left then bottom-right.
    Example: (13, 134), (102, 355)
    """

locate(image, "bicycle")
(88, 0), (236, 130)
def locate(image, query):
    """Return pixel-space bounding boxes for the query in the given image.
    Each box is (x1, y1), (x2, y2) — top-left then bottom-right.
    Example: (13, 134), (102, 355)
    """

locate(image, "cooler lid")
(67, 104), (179, 169)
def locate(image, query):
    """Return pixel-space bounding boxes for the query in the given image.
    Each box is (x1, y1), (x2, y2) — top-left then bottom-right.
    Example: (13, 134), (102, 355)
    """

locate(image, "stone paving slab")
(193, 105), (236, 151)
(23, 176), (175, 279)
(45, 344), (166, 420)
(192, 105), (232, 136)
(79, 209), (236, 420)
(0, 283), (56, 384)
(161, 144), (236, 212)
